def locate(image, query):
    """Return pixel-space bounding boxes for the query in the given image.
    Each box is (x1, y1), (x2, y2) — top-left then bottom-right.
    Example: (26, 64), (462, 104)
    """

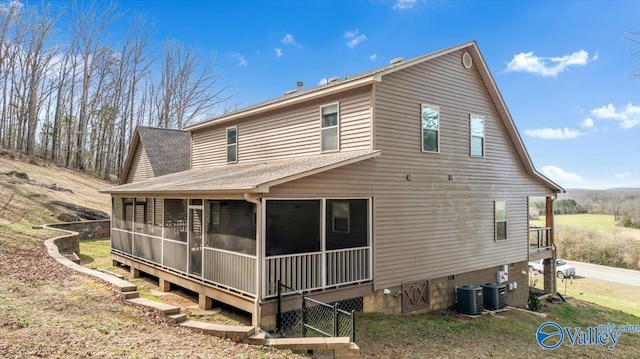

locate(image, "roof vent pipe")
(296, 81), (304, 90)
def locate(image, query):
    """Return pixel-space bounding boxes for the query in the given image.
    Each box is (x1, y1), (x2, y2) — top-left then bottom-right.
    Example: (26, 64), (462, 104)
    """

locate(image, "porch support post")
(199, 294), (213, 310)
(544, 195), (557, 293)
(159, 278), (170, 292)
(245, 193), (262, 328)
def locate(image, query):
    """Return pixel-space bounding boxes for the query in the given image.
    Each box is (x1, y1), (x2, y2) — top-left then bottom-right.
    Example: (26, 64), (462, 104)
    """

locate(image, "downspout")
(244, 193), (262, 328)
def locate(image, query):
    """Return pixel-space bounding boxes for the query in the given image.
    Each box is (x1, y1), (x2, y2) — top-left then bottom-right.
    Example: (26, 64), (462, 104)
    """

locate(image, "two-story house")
(102, 41), (563, 329)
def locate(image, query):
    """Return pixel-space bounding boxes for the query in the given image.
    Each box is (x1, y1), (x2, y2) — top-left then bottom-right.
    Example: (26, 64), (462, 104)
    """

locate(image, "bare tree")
(69, 0), (118, 170)
(624, 31), (640, 79)
(0, 0), (233, 179)
(20, 3), (58, 156)
(154, 40), (231, 129)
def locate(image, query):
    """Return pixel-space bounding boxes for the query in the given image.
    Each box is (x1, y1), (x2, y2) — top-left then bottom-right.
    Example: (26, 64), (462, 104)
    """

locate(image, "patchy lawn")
(356, 300), (640, 358)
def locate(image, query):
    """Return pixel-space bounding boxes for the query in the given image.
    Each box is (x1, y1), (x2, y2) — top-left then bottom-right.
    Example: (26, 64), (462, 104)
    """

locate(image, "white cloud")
(505, 50), (596, 77)
(542, 165), (584, 184)
(275, 48), (283, 58)
(590, 103), (640, 129)
(230, 52), (247, 67)
(523, 127), (582, 139)
(615, 172), (632, 179)
(580, 118), (594, 128)
(344, 29), (367, 49)
(369, 54), (377, 62)
(282, 33), (298, 46)
(393, 0), (417, 10)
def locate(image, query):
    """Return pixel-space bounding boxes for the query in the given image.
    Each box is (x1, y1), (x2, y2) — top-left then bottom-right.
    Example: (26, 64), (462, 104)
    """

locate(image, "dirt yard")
(0, 152), (303, 358)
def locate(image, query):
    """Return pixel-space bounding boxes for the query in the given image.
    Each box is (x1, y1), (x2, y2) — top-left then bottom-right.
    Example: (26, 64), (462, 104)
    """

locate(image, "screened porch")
(110, 196), (373, 300)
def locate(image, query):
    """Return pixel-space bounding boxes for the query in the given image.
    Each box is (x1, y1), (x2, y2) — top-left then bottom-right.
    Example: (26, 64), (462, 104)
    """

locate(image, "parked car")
(528, 259), (576, 279)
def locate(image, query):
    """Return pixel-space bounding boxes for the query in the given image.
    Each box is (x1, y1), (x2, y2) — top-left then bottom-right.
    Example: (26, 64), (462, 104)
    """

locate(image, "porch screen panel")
(326, 199), (368, 250)
(113, 197), (124, 229)
(205, 200), (256, 255)
(164, 199), (187, 242)
(150, 198), (163, 237)
(266, 200), (320, 256)
(124, 198), (133, 231)
(134, 198), (146, 233)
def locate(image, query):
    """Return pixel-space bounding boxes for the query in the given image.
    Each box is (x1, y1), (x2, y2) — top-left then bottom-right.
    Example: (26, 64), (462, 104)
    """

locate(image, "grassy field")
(531, 214), (623, 231)
(533, 274), (640, 318)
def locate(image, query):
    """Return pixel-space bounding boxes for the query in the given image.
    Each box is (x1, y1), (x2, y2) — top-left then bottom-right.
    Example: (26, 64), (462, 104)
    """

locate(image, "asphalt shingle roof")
(137, 127), (191, 177)
(104, 150), (379, 195)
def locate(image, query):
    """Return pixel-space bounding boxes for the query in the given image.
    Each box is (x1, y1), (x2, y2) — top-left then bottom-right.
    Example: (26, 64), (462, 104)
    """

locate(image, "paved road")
(565, 260), (640, 287)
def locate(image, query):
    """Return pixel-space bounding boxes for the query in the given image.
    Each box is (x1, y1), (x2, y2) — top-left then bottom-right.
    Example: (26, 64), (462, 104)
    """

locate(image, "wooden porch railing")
(529, 227), (551, 250)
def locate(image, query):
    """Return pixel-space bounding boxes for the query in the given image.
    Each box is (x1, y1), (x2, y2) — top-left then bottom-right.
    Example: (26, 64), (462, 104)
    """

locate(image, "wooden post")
(544, 196), (557, 294)
(159, 278), (170, 292)
(199, 294), (213, 310)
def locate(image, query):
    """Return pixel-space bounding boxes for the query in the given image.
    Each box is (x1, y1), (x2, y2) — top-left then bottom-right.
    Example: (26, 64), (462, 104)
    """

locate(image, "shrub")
(527, 291), (541, 312)
(555, 225), (640, 270)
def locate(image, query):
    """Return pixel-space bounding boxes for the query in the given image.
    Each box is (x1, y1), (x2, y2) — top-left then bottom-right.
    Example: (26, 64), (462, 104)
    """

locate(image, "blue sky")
(116, 0), (639, 189)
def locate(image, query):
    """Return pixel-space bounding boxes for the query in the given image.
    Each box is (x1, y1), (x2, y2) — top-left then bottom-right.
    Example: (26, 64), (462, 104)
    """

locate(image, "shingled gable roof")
(119, 126), (191, 185)
(185, 40), (563, 193)
(104, 150), (380, 195)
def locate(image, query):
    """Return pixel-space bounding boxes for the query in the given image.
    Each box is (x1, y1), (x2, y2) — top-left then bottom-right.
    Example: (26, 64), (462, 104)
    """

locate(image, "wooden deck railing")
(529, 227), (551, 250)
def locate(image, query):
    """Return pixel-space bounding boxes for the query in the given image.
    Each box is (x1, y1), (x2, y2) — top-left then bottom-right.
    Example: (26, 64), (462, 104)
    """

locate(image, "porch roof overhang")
(100, 150), (380, 196)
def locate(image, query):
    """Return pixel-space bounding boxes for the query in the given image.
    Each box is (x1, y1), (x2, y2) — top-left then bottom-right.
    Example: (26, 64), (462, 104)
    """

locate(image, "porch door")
(188, 206), (203, 276)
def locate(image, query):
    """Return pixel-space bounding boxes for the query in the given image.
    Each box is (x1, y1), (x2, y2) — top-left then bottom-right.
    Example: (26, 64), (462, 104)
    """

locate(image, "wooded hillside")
(0, 0), (232, 179)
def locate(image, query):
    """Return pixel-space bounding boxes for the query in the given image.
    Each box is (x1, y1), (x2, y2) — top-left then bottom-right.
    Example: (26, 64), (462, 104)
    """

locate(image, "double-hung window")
(470, 114), (485, 157)
(227, 126), (237, 163)
(421, 104), (439, 152)
(321, 103), (339, 152)
(495, 201), (507, 241)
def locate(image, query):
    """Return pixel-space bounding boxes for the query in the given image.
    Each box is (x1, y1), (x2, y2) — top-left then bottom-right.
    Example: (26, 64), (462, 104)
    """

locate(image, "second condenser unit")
(482, 282), (506, 310)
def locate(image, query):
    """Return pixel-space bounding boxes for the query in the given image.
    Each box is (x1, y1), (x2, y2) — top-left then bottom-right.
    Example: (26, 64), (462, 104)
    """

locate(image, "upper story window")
(321, 103), (339, 152)
(470, 114), (485, 157)
(421, 104), (439, 152)
(226, 126), (237, 163)
(495, 201), (507, 241)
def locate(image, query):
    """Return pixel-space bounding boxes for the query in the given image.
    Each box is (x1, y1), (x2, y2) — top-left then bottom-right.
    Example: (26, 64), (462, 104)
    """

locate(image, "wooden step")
(247, 332), (266, 345)
(166, 313), (188, 324)
(126, 297), (180, 315)
(120, 291), (139, 300)
(179, 320), (255, 339)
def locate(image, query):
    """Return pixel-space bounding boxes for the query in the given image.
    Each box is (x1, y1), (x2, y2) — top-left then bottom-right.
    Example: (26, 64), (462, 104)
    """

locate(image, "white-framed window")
(226, 126), (237, 163)
(332, 201), (350, 233)
(495, 201), (507, 241)
(421, 104), (439, 152)
(470, 114), (485, 157)
(321, 103), (339, 152)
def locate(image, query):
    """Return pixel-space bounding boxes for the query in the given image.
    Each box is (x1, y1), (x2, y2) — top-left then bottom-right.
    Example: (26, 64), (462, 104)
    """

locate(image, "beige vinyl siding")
(191, 88), (372, 168)
(268, 49), (554, 291)
(125, 145), (154, 184)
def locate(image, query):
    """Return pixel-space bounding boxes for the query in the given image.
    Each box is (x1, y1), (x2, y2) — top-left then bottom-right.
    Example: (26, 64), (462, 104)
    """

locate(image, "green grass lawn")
(78, 238), (115, 270)
(356, 300), (640, 358)
(530, 214), (622, 231)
